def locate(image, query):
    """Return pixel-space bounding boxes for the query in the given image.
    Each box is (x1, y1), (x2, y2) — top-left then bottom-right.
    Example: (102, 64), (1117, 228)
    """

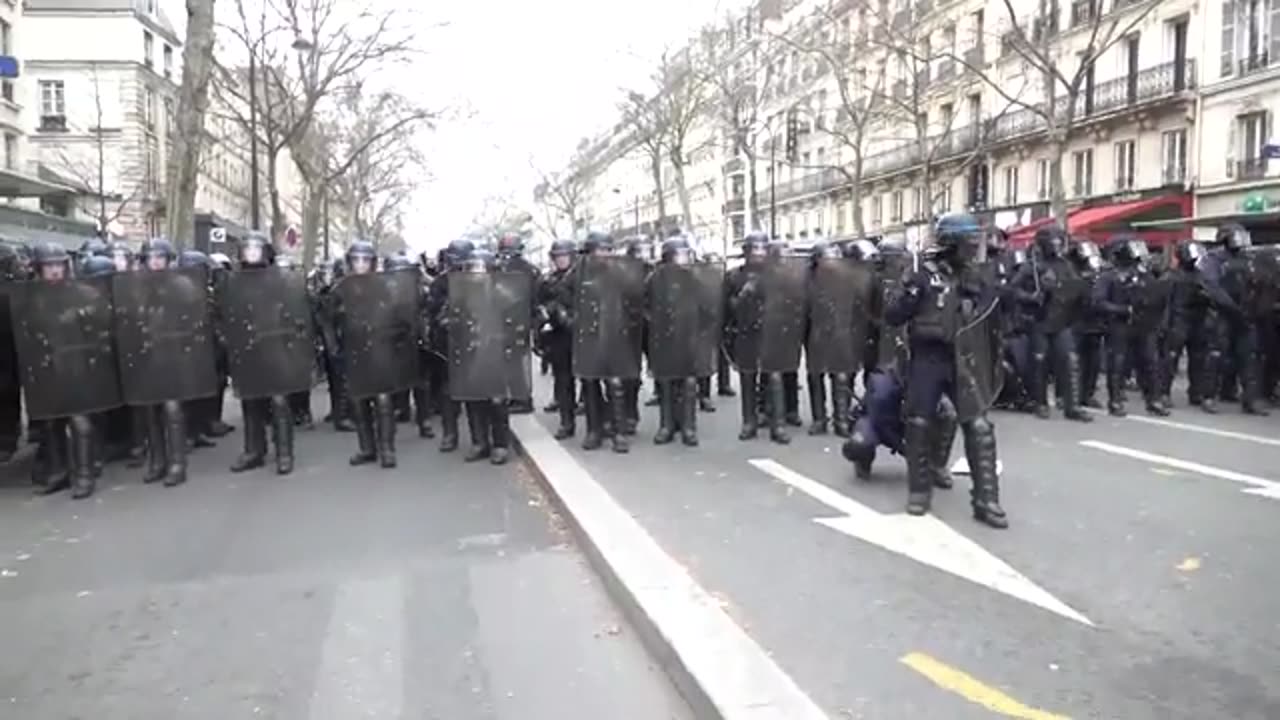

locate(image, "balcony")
(1162, 165), (1187, 185)
(1236, 157), (1268, 180)
(1000, 31), (1022, 58)
(1070, 0), (1096, 28)
(723, 197), (745, 214)
(1239, 51), (1271, 77)
(1114, 176), (1135, 192)
(936, 59), (956, 81)
(773, 168), (845, 204)
(964, 44), (985, 69)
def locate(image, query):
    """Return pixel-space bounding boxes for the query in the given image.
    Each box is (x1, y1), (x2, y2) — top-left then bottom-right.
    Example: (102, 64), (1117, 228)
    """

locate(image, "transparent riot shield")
(572, 255), (645, 379)
(806, 258), (874, 375)
(447, 271), (533, 401)
(953, 297), (1005, 422)
(759, 256), (808, 373)
(112, 267), (218, 405)
(220, 267), (315, 400)
(11, 277), (121, 420)
(335, 269), (421, 399)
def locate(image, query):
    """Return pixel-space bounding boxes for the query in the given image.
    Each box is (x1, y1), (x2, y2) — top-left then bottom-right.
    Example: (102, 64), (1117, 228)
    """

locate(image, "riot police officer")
(725, 232), (788, 443)
(804, 240), (851, 437)
(537, 239), (578, 438)
(574, 231), (634, 454)
(1204, 224), (1269, 415)
(342, 241), (399, 468)
(496, 234), (539, 416)
(1012, 225), (1093, 422)
(176, 249), (220, 450)
(622, 235), (654, 427)
(1093, 237), (1169, 417)
(457, 248), (513, 464)
(886, 214), (1007, 528)
(1068, 241), (1107, 409)
(650, 236), (700, 447)
(228, 232), (296, 475)
(135, 237), (190, 486)
(1164, 241), (1221, 410)
(425, 239), (475, 452)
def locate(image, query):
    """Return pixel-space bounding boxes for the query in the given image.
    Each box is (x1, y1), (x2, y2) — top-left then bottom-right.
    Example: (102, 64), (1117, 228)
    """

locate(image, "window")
(1114, 140), (1137, 190)
(1002, 165), (1019, 205)
(1161, 128), (1188, 183)
(144, 31), (154, 68)
(3, 133), (16, 171)
(1072, 149), (1094, 196)
(1234, 110), (1268, 178)
(164, 98), (174, 135)
(890, 190), (903, 222)
(911, 187), (922, 218)
(935, 181), (952, 213)
(1036, 159), (1049, 199)
(164, 45), (173, 79)
(871, 195), (883, 225)
(39, 80), (65, 116)
(1220, 0), (1276, 78)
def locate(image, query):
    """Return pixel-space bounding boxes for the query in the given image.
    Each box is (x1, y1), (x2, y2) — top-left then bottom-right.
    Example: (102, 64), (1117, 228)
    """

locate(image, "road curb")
(509, 415), (830, 720)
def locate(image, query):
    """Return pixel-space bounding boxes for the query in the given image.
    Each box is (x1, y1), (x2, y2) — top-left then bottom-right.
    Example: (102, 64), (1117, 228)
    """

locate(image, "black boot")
(439, 398), (460, 452)
(696, 377), (715, 413)
(928, 407), (956, 490)
(143, 406), (167, 484)
(1107, 363), (1128, 417)
(69, 416), (95, 500)
(230, 402), (267, 472)
(654, 381), (675, 445)
(375, 394), (397, 469)
(349, 400), (378, 466)
(680, 378), (699, 447)
(163, 403), (188, 487)
(623, 379), (640, 434)
(831, 373), (852, 438)
(412, 385), (435, 438)
(807, 373), (828, 435)
(767, 374), (791, 445)
(35, 422), (70, 495)
(738, 372), (758, 440)
(464, 403), (491, 462)
(582, 382), (604, 450)
(717, 352), (735, 396)
(783, 372), (802, 427)
(1062, 351), (1094, 422)
(904, 416), (932, 516)
(271, 397), (295, 475)
(963, 418), (1008, 529)
(608, 380), (630, 454)
(490, 401), (511, 465)
(553, 372), (576, 439)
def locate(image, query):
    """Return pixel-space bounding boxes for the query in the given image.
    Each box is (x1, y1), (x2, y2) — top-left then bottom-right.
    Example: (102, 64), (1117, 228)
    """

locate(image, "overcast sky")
(167, 0), (734, 252)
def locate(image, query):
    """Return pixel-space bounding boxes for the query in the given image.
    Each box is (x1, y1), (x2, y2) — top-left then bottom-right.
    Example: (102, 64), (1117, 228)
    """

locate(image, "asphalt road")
(0, 397), (692, 720)
(529, 373), (1280, 719)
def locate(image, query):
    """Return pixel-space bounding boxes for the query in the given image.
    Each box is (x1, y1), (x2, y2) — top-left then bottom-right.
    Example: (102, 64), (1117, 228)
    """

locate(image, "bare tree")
(52, 63), (146, 234)
(954, 0), (1162, 220)
(619, 92), (668, 234)
(530, 158), (587, 238)
(163, 0), (217, 247)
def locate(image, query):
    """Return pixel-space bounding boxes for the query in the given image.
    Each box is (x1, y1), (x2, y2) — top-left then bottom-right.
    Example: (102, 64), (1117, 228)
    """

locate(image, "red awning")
(1007, 194), (1191, 247)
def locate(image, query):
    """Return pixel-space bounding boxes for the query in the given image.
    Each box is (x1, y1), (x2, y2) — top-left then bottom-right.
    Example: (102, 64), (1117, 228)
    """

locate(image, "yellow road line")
(900, 652), (1071, 720)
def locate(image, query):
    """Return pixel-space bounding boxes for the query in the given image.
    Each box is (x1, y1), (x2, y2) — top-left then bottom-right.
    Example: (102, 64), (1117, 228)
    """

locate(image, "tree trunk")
(649, 150), (666, 236)
(164, 0), (216, 249)
(268, 149), (283, 240)
(747, 148), (760, 231)
(301, 183), (323, 270)
(851, 155), (865, 239)
(671, 154), (694, 232)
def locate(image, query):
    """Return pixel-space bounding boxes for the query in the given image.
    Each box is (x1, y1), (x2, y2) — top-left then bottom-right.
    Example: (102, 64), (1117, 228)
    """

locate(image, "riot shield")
(220, 267), (315, 400)
(759, 256), (808, 373)
(336, 269), (421, 399)
(112, 267), (218, 405)
(806, 258), (874, 375)
(647, 264), (701, 379)
(953, 298), (1005, 422)
(1044, 272), (1086, 333)
(1245, 245), (1280, 320)
(692, 262), (724, 378)
(726, 268), (765, 372)
(447, 271), (533, 401)
(10, 277), (121, 420)
(572, 256), (645, 379)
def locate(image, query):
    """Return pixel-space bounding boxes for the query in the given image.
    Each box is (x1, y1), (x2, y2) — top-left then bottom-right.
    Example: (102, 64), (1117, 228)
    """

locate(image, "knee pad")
(966, 416), (994, 435)
(841, 430), (875, 464)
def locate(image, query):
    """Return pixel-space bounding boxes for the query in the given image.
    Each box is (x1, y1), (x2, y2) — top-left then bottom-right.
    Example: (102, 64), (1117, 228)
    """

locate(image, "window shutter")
(1226, 116), (1237, 177)
(1221, 0), (1235, 77)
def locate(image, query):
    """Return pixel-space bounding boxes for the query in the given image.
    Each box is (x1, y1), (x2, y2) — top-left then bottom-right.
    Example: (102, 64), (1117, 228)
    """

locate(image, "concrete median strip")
(509, 415), (831, 720)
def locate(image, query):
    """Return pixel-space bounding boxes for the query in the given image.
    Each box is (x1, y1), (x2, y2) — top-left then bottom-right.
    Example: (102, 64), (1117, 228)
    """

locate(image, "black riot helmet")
(1068, 239), (1102, 271)
(178, 250), (211, 268)
(986, 227), (1009, 256)
(934, 212), (984, 265)
(844, 239), (880, 262)
(32, 240), (71, 281)
(0, 242), (23, 280)
(463, 247), (495, 273)
(141, 236), (176, 271)
(660, 236), (693, 265)
(345, 240), (377, 275)
(582, 230), (615, 256)
(742, 231), (769, 263)
(79, 237), (109, 258)
(1109, 236), (1150, 267)
(1034, 224), (1068, 259)
(549, 238), (576, 271)
(1175, 240), (1206, 270)
(80, 255), (116, 278)
(238, 231), (275, 268)
(383, 254), (414, 272)
(496, 233), (525, 259)
(1215, 223), (1252, 253)
(623, 235), (651, 260)
(445, 238), (475, 270)
(106, 241), (132, 272)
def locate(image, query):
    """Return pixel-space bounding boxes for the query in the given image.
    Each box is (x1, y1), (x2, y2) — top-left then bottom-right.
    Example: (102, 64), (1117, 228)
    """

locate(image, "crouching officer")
(885, 214), (1007, 528)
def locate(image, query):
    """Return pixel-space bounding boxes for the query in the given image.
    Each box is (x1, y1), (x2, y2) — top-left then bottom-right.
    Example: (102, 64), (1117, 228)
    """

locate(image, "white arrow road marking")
(1080, 440), (1280, 500)
(749, 458), (1093, 627)
(948, 457), (1004, 476)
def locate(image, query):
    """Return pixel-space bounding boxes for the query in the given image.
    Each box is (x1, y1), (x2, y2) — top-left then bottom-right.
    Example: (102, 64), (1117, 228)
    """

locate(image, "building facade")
(546, 0), (1221, 250)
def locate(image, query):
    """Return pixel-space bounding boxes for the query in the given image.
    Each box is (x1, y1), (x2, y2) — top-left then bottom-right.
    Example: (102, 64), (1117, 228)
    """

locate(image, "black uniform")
(725, 233), (790, 444)
(1092, 239), (1169, 416)
(537, 240), (578, 438)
